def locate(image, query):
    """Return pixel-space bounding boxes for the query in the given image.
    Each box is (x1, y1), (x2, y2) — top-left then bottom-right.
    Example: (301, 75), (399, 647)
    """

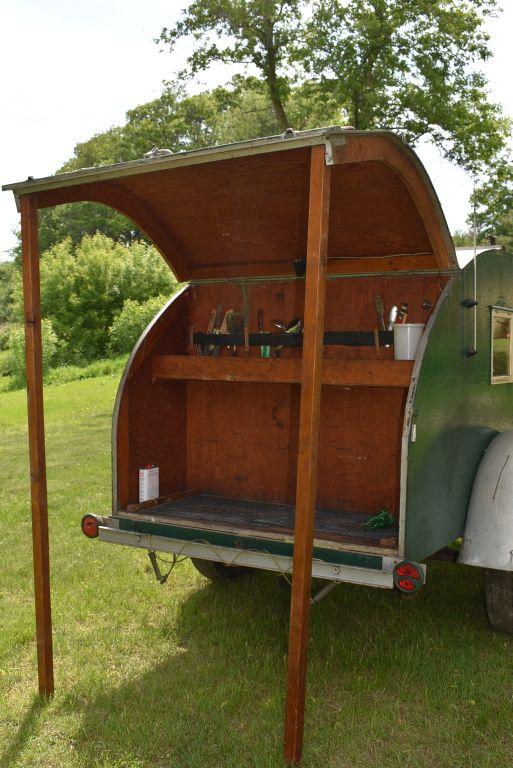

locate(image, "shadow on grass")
(36, 563), (507, 768)
(66, 570), (291, 768)
(0, 695), (47, 768)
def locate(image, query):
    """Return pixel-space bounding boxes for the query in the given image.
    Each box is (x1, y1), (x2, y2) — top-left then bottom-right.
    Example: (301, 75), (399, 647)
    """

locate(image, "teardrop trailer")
(4, 127), (513, 765)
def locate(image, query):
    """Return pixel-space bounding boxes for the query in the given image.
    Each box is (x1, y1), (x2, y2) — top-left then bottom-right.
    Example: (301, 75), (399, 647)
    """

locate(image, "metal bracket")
(147, 550), (171, 584)
(324, 136), (346, 165)
(310, 581), (338, 604)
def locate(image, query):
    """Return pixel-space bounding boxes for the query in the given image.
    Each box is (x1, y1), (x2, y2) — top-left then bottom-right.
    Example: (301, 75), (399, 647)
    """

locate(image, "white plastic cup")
(393, 323), (425, 360)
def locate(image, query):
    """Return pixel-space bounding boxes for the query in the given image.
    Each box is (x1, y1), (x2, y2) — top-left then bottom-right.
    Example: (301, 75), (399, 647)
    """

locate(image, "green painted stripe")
(116, 517), (383, 570)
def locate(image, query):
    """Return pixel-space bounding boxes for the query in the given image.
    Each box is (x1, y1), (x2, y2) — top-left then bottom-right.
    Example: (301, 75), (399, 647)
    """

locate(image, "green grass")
(0, 354), (127, 392)
(1, 377), (512, 768)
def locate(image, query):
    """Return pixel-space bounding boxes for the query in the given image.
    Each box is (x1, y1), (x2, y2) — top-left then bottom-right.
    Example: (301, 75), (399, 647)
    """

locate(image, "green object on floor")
(361, 509), (396, 529)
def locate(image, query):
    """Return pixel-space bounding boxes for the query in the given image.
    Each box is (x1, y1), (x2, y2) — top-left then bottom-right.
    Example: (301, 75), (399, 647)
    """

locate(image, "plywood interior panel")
(317, 387), (406, 514)
(40, 149), (448, 281)
(187, 380), (300, 503)
(31, 134), (455, 279)
(328, 162), (432, 260)
(116, 149), (312, 279)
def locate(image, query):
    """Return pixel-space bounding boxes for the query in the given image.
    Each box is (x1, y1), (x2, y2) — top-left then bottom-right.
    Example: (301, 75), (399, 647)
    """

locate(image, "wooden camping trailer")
(5, 127), (513, 765)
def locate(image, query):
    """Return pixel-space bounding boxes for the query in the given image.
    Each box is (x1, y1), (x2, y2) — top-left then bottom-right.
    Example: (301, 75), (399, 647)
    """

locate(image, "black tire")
(191, 558), (250, 582)
(485, 569), (513, 636)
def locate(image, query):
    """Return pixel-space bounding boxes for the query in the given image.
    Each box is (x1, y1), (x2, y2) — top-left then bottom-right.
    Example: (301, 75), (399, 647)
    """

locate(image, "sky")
(1, 0), (512, 260)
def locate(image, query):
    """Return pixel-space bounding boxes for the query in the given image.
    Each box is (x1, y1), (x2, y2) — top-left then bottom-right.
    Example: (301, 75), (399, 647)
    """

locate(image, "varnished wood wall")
(117, 274), (448, 516)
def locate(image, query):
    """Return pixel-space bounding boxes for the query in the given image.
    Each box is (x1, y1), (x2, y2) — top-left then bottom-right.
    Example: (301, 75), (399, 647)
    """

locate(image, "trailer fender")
(459, 431), (513, 571)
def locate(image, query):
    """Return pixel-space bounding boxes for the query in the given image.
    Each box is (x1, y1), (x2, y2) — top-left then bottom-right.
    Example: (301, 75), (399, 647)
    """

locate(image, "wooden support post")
(20, 195), (54, 697)
(284, 146), (331, 765)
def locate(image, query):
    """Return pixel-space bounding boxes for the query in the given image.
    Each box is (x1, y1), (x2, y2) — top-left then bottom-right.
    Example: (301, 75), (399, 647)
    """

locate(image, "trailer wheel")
(191, 558), (250, 582)
(485, 569), (513, 636)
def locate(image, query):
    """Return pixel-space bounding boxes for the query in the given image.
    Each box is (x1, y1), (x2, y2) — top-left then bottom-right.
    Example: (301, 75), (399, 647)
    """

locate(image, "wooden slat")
(284, 146), (331, 765)
(20, 195), (54, 697)
(151, 355), (413, 388)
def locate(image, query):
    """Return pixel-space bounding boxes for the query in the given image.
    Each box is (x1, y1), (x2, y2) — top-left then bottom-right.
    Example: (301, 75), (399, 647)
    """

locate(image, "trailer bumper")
(98, 525), (400, 589)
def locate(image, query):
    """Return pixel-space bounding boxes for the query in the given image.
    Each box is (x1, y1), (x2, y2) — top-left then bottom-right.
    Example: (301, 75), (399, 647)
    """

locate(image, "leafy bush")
(0, 261), (16, 323)
(6, 319), (59, 388)
(11, 233), (178, 363)
(0, 324), (9, 351)
(109, 294), (168, 355)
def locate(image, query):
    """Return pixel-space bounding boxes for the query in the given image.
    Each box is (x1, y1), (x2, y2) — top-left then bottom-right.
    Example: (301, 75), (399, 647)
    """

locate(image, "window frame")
(490, 306), (513, 385)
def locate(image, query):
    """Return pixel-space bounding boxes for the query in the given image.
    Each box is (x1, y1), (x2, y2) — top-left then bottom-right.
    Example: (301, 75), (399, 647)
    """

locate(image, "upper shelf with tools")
(148, 273), (447, 389)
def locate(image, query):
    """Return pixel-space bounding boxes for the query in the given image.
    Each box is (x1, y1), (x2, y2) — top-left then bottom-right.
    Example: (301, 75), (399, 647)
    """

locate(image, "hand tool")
(374, 294), (386, 331)
(397, 302), (408, 323)
(272, 317), (303, 357)
(242, 285), (250, 353)
(386, 305), (398, 330)
(258, 309), (270, 358)
(212, 309), (233, 356)
(209, 304), (223, 355)
(227, 311), (244, 356)
(202, 308), (217, 355)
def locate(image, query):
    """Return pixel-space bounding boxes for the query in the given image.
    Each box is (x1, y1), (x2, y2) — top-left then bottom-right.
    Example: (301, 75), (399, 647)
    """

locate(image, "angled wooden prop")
(20, 195), (54, 697)
(284, 145), (331, 765)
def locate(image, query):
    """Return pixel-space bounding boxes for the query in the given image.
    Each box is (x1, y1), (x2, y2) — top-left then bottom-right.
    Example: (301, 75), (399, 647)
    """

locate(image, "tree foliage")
(0, 261), (15, 324)
(158, 0), (509, 173)
(157, 1), (305, 130)
(11, 234), (178, 363)
(472, 162), (513, 248)
(109, 294), (169, 355)
(7, 319), (59, 388)
(304, 0), (508, 171)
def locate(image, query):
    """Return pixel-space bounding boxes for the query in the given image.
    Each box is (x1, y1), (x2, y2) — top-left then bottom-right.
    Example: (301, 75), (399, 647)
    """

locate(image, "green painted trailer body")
(405, 248), (513, 561)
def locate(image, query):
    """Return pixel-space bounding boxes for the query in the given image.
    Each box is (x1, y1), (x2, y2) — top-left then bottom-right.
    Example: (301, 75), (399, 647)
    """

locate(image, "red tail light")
(395, 562), (421, 581)
(81, 514), (100, 539)
(397, 577), (416, 592)
(393, 561), (423, 593)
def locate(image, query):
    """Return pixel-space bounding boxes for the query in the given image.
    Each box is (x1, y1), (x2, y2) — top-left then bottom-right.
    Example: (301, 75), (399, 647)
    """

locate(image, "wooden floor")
(129, 493), (398, 549)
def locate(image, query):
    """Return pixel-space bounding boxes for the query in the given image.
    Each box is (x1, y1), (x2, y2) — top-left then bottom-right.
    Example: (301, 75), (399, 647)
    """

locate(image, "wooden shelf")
(151, 355), (414, 388)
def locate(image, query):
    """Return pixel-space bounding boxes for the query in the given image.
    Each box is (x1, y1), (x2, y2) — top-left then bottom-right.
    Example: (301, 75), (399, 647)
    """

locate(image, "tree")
(159, 0), (510, 173)
(303, 0), (509, 172)
(472, 161), (513, 248)
(157, 0), (306, 131)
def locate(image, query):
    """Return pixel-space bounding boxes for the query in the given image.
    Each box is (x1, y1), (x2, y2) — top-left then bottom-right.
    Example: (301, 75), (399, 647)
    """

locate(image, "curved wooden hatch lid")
(3, 127), (456, 280)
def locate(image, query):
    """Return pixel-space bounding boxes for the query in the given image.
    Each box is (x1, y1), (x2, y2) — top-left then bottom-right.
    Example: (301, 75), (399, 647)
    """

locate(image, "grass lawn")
(1, 375), (512, 768)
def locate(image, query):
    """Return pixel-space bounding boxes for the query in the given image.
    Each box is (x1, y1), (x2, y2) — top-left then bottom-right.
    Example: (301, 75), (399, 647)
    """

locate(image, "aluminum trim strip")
(99, 526), (394, 588)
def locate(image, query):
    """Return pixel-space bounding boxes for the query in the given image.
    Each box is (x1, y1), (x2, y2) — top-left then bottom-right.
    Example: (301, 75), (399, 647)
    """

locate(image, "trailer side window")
(491, 309), (513, 383)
